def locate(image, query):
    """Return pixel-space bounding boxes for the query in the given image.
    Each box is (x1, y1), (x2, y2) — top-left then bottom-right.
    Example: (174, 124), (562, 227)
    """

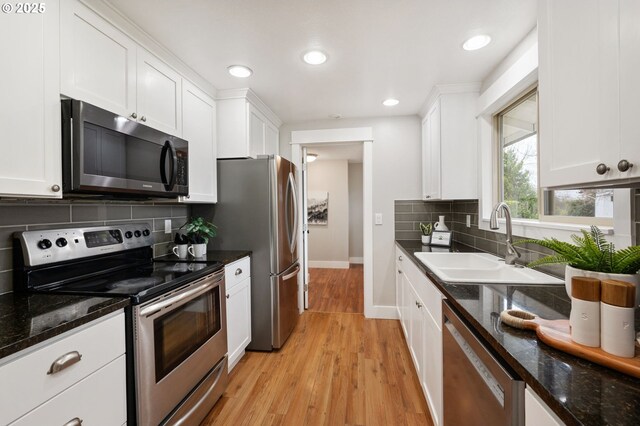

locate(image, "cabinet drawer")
(10, 355), (127, 426)
(0, 312), (125, 425)
(225, 256), (251, 290)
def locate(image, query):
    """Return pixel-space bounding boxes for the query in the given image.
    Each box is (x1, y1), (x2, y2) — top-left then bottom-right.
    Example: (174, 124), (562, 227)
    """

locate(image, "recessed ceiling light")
(307, 153), (318, 163)
(462, 34), (491, 51)
(227, 65), (253, 78)
(383, 98), (399, 106)
(303, 50), (327, 65)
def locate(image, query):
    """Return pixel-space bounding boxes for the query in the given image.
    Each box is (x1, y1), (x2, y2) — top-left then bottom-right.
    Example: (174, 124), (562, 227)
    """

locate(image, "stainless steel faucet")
(489, 202), (521, 265)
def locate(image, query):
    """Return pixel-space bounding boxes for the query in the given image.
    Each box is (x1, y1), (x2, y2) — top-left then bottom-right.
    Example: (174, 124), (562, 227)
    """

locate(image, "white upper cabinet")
(60, 0), (137, 119)
(539, 0), (640, 188)
(136, 50), (182, 136)
(180, 81), (217, 203)
(61, 0), (182, 137)
(0, 0), (62, 198)
(217, 89), (281, 159)
(421, 87), (478, 200)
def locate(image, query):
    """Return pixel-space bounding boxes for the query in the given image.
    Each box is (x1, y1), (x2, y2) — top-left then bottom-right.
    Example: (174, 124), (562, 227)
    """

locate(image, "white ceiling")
(107, 0), (537, 124)
(308, 143), (363, 164)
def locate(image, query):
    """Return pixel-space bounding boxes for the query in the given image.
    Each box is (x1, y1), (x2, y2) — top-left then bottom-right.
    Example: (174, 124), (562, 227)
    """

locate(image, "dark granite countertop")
(0, 293), (129, 360)
(396, 239), (640, 426)
(155, 249), (251, 265)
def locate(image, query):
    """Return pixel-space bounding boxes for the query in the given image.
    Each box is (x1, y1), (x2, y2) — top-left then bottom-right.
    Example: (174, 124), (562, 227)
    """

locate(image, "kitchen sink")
(413, 252), (563, 285)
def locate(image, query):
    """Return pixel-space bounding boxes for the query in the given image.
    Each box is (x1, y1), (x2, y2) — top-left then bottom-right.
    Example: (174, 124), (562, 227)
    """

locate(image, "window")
(497, 88), (613, 224)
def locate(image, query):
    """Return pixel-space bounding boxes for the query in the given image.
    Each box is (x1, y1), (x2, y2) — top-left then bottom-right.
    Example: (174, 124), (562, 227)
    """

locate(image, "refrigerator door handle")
(287, 172), (299, 254)
(281, 264), (300, 281)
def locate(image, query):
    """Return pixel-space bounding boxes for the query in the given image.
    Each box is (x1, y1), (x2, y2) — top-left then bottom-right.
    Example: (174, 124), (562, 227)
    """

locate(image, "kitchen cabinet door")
(422, 101), (441, 200)
(0, 0), (61, 198)
(248, 105), (266, 159)
(226, 277), (251, 372)
(181, 81), (217, 203)
(400, 270), (412, 340)
(60, 0), (137, 119)
(409, 283), (425, 380)
(422, 310), (443, 426)
(618, 0), (640, 180)
(396, 252), (404, 320)
(137, 49), (182, 136)
(265, 122), (280, 156)
(538, 0), (621, 188)
(525, 387), (564, 426)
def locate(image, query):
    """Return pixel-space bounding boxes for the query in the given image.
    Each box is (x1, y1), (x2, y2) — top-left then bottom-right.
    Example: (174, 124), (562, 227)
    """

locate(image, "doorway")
(290, 127), (374, 318)
(302, 143), (364, 313)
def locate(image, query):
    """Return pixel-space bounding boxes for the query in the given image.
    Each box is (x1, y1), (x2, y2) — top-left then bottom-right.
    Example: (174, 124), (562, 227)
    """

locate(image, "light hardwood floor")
(201, 267), (432, 425)
(308, 265), (364, 314)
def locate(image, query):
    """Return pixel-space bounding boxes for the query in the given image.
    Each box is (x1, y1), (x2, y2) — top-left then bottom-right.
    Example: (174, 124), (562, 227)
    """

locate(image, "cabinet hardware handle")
(425, 195), (431, 199)
(62, 417), (83, 426)
(398, 255), (403, 261)
(47, 351), (82, 375)
(417, 302), (423, 309)
(131, 112), (137, 119)
(596, 163), (610, 175)
(235, 268), (242, 276)
(226, 294), (229, 299)
(398, 270), (402, 274)
(617, 159), (634, 172)
(141, 116), (147, 122)
(51, 184), (61, 192)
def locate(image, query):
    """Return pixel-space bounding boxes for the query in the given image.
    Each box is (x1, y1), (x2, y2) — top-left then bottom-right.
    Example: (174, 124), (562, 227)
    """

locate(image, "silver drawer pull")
(47, 351), (82, 375)
(63, 417), (83, 426)
(235, 268), (242, 276)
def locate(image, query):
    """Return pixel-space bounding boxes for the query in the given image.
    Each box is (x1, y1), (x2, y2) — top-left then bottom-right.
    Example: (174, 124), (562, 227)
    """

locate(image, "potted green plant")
(180, 217), (217, 257)
(516, 226), (640, 304)
(420, 222), (433, 245)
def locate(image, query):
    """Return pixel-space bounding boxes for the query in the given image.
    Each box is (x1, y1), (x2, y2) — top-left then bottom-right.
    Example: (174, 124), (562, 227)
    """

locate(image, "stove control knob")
(37, 239), (52, 250)
(142, 229), (150, 237)
(134, 230), (142, 238)
(124, 231), (133, 239)
(55, 238), (68, 248)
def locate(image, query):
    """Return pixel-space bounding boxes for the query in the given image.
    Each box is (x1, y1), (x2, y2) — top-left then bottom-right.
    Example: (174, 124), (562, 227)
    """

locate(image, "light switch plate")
(164, 219), (172, 234)
(375, 213), (383, 225)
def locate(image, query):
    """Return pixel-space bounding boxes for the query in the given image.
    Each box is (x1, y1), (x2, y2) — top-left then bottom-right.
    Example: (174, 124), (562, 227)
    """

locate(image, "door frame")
(291, 127), (374, 318)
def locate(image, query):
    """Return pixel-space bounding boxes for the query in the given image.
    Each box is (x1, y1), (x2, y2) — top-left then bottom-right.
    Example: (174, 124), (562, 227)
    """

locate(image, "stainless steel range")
(13, 224), (228, 426)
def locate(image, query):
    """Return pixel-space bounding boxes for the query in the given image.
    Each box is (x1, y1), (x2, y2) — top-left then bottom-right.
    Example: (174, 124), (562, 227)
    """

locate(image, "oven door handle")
(140, 278), (219, 317)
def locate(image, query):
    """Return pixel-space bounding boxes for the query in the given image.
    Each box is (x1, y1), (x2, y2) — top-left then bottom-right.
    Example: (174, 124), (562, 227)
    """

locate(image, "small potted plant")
(420, 222), (433, 245)
(516, 226), (640, 304)
(180, 217), (217, 258)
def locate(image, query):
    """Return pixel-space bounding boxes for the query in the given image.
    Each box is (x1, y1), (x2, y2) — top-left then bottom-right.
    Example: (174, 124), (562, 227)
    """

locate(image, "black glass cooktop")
(34, 261), (223, 304)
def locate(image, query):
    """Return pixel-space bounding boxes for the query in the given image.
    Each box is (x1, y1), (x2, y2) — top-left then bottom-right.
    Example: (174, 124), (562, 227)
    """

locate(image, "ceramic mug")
(189, 243), (207, 258)
(172, 244), (188, 259)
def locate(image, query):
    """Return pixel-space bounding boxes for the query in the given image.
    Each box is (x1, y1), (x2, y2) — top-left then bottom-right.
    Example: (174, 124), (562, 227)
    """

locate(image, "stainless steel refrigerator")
(194, 156), (299, 351)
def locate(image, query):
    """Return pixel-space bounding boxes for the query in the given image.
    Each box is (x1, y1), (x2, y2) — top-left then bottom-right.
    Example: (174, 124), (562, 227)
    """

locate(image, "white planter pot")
(421, 235), (431, 245)
(565, 265), (640, 307)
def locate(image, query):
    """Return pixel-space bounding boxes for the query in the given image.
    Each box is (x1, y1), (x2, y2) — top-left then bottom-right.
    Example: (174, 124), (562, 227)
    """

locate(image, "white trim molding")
(369, 305), (399, 320)
(349, 257), (364, 264)
(291, 127), (373, 145)
(419, 82), (481, 118)
(308, 261), (350, 269)
(216, 87), (282, 127)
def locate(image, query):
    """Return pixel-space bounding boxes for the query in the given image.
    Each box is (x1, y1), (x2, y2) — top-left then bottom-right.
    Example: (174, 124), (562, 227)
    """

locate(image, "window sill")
(478, 217), (614, 241)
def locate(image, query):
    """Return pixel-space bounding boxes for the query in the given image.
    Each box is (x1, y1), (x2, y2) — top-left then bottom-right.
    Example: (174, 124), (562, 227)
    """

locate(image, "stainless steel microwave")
(62, 99), (188, 197)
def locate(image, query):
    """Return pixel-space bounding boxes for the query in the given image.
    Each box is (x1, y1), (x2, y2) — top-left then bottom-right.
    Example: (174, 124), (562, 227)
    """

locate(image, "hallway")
(307, 265), (364, 314)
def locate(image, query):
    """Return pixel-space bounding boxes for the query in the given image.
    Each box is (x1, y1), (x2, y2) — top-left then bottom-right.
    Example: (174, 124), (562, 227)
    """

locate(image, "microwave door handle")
(160, 140), (177, 191)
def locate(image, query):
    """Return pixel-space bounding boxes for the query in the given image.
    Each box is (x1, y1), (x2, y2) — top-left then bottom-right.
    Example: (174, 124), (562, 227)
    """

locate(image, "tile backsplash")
(0, 200), (191, 295)
(394, 199), (564, 278)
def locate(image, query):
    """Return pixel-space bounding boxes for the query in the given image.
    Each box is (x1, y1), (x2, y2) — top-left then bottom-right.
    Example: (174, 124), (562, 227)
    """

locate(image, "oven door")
(62, 99), (188, 197)
(134, 270), (227, 426)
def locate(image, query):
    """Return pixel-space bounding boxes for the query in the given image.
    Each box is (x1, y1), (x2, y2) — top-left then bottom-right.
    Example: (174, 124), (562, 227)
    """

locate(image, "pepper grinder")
(570, 276), (601, 347)
(601, 279), (636, 358)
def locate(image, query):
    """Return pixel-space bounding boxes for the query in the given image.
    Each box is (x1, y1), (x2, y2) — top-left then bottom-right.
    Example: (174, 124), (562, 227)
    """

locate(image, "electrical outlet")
(164, 219), (172, 234)
(375, 213), (383, 225)
(466, 215), (471, 228)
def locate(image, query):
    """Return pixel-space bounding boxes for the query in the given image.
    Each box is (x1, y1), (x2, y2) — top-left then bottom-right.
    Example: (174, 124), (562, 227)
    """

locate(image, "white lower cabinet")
(225, 257), (252, 371)
(525, 387), (565, 426)
(0, 311), (126, 426)
(395, 245), (443, 426)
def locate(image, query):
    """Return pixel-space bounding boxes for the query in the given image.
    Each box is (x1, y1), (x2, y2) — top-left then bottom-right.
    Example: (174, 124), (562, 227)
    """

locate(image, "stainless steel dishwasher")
(442, 301), (524, 425)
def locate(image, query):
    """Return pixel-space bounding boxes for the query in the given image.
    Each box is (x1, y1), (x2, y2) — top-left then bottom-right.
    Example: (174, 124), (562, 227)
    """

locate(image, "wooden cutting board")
(500, 309), (640, 379)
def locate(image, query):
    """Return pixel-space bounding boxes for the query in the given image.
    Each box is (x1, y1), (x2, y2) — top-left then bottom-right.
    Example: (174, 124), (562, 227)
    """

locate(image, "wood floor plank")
(201, 266), (430, 426)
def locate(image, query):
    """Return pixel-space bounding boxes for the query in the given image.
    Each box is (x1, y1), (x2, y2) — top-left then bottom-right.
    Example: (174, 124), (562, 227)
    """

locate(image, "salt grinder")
(601, 279), (636, 358)
(570, 276), (601, 347)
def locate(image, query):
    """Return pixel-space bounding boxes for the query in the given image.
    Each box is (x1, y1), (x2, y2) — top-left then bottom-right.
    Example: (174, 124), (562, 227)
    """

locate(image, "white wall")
(280, 115), (422, 307)
(307, 160), (349, 267)
(349, 163), (364, 262)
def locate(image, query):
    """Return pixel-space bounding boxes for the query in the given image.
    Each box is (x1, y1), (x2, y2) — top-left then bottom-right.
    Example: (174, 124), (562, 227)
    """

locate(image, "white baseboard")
(366, 305), (399, 320)
(349, 257), (363, 264)
(308, 260), (350, 269)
